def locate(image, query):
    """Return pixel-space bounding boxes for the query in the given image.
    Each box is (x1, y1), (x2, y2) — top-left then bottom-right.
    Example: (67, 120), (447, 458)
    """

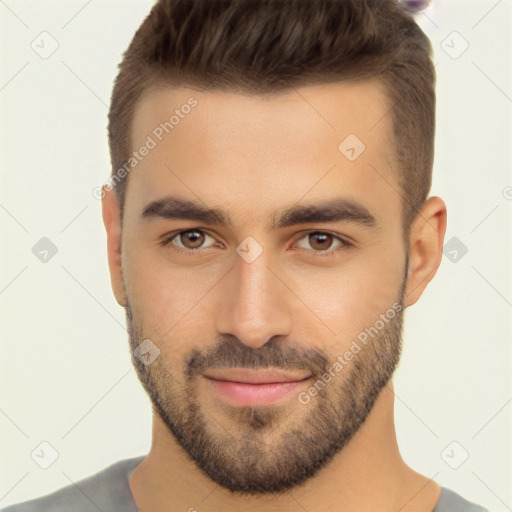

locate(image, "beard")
(125, 275), (406, 496)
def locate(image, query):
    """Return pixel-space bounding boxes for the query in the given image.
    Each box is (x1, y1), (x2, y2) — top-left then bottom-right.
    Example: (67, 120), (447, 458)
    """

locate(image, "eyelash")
(159, 229), (353, 257)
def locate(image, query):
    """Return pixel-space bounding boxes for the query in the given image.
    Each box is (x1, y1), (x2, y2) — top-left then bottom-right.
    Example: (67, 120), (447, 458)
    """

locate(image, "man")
(3, 0), (490, 511)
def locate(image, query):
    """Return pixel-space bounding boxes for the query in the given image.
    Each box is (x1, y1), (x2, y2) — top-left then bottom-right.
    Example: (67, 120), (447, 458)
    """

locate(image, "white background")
(0, 0), (510, 510)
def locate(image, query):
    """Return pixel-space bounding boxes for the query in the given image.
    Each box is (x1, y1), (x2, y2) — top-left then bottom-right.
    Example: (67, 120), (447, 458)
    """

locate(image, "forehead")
(126, 80), (400, 229)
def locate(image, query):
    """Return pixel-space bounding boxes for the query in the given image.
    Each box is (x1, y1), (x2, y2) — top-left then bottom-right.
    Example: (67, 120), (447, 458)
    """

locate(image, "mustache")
(184, 335), (330, 378)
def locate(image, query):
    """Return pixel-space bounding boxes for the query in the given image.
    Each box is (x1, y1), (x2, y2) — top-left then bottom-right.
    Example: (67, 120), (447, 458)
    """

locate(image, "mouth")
(203, 368), (312, 406)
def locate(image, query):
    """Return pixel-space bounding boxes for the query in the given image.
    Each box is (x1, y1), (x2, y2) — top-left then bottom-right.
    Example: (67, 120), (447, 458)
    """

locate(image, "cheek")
(122, 246), (222, 348)
(288, 247), (404, 344)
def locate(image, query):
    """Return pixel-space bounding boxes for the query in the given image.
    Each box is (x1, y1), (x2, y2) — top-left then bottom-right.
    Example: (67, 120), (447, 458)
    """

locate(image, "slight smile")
(203, 368), (312, 406)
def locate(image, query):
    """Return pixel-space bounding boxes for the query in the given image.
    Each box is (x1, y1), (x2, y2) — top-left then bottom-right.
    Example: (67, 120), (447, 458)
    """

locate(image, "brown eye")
(179, 230), (205, 249)
(294, 231), (351, 256)
(161, 229), (217, 253)
(308, 232), (335, 251)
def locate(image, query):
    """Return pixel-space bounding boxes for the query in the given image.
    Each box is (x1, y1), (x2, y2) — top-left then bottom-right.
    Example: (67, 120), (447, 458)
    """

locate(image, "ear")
(404, 196), (447, 307)
(102, 186), (127, 307)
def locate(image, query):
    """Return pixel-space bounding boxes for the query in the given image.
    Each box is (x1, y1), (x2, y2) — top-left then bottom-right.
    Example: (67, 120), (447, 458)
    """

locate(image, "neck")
(129, 381), (441, 512)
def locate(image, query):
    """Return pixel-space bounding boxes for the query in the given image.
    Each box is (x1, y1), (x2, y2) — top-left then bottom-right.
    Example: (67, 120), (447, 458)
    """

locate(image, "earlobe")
(404, 196), (447, 307)
(101, 186), (127, 307)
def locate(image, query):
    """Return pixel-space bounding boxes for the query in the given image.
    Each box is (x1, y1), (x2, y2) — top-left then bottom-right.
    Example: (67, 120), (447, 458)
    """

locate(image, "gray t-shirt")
(1, 456), (490, 511)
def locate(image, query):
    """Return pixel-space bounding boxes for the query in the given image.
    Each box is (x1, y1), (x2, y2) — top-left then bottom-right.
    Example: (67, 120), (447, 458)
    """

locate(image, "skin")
(102, 80), (447, 511)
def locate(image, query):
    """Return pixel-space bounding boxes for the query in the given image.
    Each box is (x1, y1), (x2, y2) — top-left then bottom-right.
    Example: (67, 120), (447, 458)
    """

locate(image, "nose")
(214, 249), (293, 349)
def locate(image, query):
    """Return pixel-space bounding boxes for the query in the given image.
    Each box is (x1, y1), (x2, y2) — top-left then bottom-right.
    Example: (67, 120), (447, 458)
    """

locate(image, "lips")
(203, 368), (312, 406)
(203, 367), (311, 384)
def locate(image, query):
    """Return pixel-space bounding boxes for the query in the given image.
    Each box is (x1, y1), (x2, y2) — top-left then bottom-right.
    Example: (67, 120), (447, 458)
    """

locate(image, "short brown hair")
(108, 0), (435, 237)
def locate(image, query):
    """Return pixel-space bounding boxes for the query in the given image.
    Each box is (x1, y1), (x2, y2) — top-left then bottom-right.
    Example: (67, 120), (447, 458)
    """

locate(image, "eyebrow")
(141, 195), (377, 230)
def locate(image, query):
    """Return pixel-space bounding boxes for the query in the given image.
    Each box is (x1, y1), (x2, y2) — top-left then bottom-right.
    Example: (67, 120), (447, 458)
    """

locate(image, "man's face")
(120, 81), (408, 494)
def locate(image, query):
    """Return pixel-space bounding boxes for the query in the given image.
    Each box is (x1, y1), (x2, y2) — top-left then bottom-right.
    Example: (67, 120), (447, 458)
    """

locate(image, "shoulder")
(434, 486), (490, 512)
(1, 456), (144, 512)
